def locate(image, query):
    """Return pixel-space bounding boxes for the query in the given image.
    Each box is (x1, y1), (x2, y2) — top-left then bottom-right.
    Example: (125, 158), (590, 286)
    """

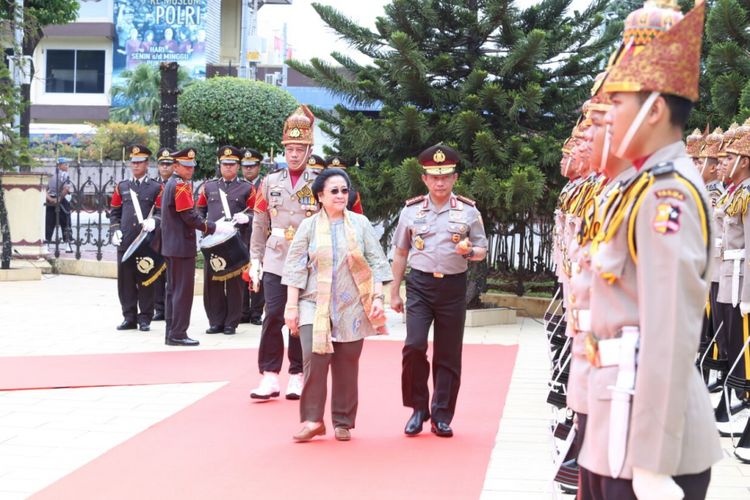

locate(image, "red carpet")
(32, 342), (517, 500)
(0, 350), (252, 391)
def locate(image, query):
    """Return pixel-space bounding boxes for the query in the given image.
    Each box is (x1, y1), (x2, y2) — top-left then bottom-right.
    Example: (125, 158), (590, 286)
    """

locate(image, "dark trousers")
(257, 272), (302, 374)
(402, 270), (467, 423)
(154, 273), (166, 316)
(117, 251), (154, 325)
(242, 283), (265, 321)
(709, 284), (728, 360)
(725, 303), (750, 387)
(165, 256), (195, 340)
(299, 325), (364, 428)
(203, 269), (244, 329)
(578, 466), (711, 500)
(45, 205), (71, 242)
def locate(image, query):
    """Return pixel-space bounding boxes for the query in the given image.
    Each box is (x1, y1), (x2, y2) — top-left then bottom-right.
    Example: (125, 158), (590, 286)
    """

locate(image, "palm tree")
(110, 64), (192, 125)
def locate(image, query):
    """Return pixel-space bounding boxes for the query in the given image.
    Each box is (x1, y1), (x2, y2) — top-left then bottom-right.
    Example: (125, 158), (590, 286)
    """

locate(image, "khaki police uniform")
(581, 142), (723, 483)
(251, 165), (320, 374)
(392, 192), (487, 424)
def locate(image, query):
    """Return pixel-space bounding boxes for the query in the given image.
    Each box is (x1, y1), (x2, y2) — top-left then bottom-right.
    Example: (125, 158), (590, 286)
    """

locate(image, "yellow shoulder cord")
(626, 173), (710, 277)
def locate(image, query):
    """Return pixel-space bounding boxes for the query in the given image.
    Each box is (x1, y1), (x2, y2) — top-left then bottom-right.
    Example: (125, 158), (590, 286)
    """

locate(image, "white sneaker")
(250, 372), (280, 400)
(735, 446), (750, 463)
(717, 418), (748, 437)
(286, 373), (304, 400)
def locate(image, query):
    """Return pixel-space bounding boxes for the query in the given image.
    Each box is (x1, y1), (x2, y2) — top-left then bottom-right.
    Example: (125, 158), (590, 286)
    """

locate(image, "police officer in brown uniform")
(324, 156), (364, 214)
(110, 145), (163, 332)
(390, 145), (488, 437)
(161, 147), (235, 346)
(240, 147), (265, 325)
(249, 105), (321, 399)
(197, 146), (255, 335)
(152, 147), (175, 322)
(579, 3), (722, 498)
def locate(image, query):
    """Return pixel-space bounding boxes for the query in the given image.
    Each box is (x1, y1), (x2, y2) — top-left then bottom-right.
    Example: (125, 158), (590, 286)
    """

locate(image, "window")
(45, 49), (105, 94)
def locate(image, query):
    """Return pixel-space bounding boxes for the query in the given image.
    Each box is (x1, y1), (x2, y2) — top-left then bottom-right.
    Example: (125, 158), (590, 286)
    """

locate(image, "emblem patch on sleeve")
(654, 189), (686, 201)
(653, 203), (681, 235)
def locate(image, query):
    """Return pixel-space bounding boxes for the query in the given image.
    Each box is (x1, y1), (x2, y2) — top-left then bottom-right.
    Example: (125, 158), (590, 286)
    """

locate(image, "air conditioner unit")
(265, 73), (277, 86)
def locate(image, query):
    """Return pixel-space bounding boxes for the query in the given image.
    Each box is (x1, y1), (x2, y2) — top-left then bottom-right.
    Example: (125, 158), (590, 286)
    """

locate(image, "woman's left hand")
(369, 298), (385, 321)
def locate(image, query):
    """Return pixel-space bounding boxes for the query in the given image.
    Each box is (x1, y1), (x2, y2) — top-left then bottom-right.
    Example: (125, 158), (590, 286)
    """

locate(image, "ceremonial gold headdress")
(282, 105), (315, 146)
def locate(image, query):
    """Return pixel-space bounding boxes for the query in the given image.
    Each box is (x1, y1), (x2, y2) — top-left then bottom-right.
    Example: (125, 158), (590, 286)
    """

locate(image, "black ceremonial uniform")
(161, 149), (217, 346)
(110, 176), (163, 329)
(197, 176), (254, 333)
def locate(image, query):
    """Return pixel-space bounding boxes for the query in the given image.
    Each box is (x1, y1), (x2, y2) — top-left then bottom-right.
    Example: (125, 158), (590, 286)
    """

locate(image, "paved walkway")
(0, 275), (748, 499)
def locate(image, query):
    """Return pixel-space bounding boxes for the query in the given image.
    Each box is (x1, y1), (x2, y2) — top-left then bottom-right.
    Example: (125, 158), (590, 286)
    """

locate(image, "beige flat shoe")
(293, 423), (326, 442)
(334, 427), (351, 441)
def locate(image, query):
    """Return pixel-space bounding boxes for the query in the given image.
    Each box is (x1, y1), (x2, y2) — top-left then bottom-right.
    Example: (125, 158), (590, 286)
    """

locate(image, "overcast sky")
(257, 0), (594, 64)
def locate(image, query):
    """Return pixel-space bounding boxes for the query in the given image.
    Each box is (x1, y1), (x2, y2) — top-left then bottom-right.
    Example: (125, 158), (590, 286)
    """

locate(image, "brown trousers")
(299, 325), (364, 429)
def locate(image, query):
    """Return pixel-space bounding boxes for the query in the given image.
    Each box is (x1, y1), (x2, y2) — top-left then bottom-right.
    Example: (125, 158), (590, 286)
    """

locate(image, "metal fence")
(486, 217), (556, 275)
(43, 161), (209, 260)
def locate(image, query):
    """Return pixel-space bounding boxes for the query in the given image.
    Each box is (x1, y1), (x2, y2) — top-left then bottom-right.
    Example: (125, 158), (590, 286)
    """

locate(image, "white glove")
(64, 193), (72, 202)
(232, 212), (250, 225)
(214, 220), (235, 235)
(632, 467), (683, 500)
(112, 230), (123, 247)
(742, 302), (750, 317)
(249, 258), (263, 293)
(142, 218), (156, 233)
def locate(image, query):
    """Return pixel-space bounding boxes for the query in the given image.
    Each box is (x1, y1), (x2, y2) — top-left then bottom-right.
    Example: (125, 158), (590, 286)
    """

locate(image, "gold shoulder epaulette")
(456, 194), (476, 207)
(405, 195), (426, 206)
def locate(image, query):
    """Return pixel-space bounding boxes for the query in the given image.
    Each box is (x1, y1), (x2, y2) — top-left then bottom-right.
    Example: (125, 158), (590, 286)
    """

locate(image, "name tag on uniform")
(270, 191), (282, 197)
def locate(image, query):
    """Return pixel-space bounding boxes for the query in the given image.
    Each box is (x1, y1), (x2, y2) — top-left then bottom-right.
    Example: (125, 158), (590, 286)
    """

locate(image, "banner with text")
(113, 0), (206, 81)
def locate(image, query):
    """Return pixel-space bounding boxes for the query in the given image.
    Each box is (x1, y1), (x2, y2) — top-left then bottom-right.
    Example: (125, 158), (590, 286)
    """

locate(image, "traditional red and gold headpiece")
(700, 127), (724, 159)
(718, 123), (740, 158)
(282, 105), (315, 146)
(727, 119), (750, 157)
(685, 128), (704, 158)
(604, 2), (705, 102)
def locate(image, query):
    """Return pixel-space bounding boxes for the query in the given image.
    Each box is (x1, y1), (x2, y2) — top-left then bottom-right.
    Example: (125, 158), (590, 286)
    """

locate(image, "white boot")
(250, 372), (280, 400)
(285, 373), (304, 400)
(735, 446), (750, 463)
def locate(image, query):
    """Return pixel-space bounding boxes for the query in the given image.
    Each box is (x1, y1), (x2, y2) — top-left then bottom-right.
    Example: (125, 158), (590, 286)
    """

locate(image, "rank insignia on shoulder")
(654, 189), (686, 201)
(651, 162), (676, 177)
(456, 194), (476, 206)
(405, 195), (426, 206)
(653, 203), (681, 235)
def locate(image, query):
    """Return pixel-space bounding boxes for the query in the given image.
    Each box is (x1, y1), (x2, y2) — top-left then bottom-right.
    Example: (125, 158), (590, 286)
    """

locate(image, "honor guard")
(249, 105), (321, 400)
(240, 147), (265, 325)
(721, 125), (750, 462)
(197, 146), (255, 335)
(715, 121), (750, 438)
(161, 147), (235, 346)
(324, 156), (364, 214)
(110, 144), (163, 332)
(307, 154), (326, 171)
(390, 145), (488, 438)
(152, 147), (175, 322)
(579, 3), (722, 499)
(697, 127), (729, 393)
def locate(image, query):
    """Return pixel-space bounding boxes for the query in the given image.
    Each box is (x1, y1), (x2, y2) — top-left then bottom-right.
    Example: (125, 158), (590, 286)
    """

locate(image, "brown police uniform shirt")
(250, 167), (320, 277)
(710, 181), (728, 284)
(580, 141), (722, 479)
(392, 193), (487, 274)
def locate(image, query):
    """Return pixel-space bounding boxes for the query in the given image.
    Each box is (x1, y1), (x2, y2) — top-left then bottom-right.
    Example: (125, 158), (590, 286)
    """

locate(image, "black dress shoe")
(205, 325), (224, 334)
(139, 323), (150, 332)
(404, 410), (430, 436)
(152, 313), (165, 321)
(250, 318), (263, 325)
(431, 421), (453, 437)
(165, 337), (200, 346)
(116, 321), (137, 331)
(224, 327), (236, 335)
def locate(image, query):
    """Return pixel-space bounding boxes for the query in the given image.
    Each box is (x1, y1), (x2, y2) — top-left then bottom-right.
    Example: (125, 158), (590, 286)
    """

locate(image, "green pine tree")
(289, 0), (619, 297)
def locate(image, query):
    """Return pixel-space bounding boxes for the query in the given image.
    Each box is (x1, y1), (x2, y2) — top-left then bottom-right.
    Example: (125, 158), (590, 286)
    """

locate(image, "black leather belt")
(411, 269), (467, 279)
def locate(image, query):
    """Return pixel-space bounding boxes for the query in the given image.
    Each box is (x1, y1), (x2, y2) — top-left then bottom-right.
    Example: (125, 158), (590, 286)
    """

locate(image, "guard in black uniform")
(110, 145), (163, 332)
(325, 156), (364, 214)
(240, 147), (265, 325)
(160, 147), (235, 346)
(152, 147), (175, 321)
(197, 146), (255, 335)
(390, 145), (488, 437)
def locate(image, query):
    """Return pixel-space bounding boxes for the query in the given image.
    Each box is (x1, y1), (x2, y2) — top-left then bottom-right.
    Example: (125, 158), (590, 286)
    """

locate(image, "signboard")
(112, 0), (207, 81)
